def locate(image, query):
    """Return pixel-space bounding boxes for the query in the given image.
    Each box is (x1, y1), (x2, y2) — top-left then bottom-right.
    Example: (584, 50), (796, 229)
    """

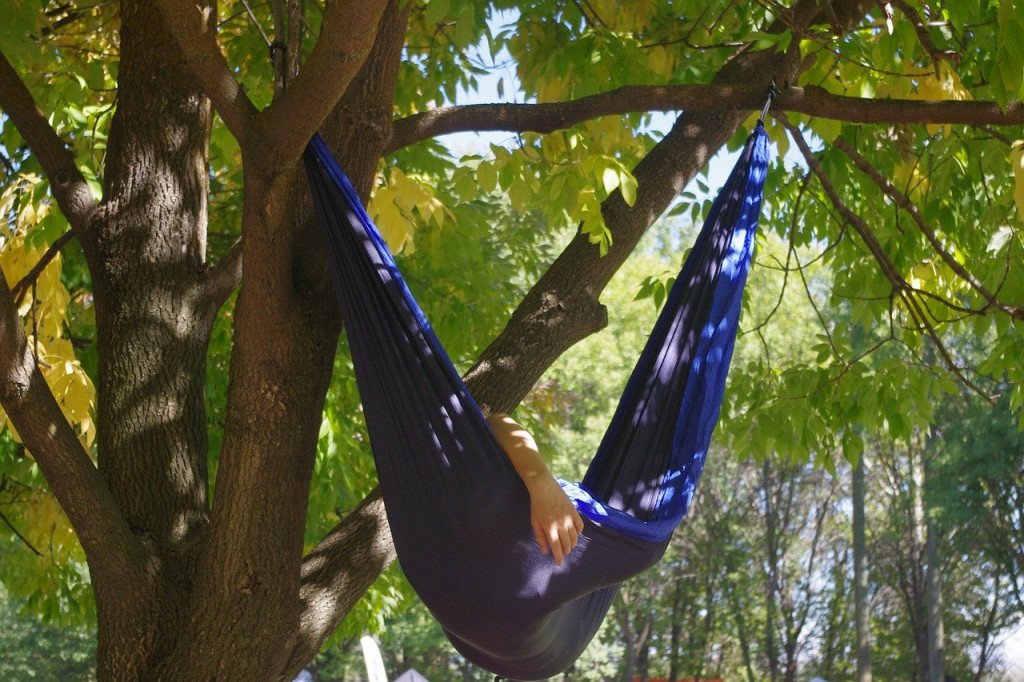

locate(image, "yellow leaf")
(647, 46), (674, 78)
(913, 62), (972, 136)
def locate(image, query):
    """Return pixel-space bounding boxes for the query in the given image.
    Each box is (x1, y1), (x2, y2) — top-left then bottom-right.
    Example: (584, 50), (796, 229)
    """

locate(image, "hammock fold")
(304, 123), (769, 680)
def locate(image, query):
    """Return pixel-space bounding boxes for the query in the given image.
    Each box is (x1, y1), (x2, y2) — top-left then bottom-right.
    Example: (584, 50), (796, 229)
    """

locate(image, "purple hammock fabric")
(303, 124), (769, 680)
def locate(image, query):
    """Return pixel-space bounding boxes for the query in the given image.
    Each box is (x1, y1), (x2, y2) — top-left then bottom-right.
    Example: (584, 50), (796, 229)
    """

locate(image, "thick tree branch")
(832, 136), (1024, 320)
(256, 0), (389, 164)
(153, 0), (258, 144)
(459, 0), (872, 413)
(0, 51), (97, 233)
(287, 488), (395, 675)
(0, 268), (145, 576)
(285, 3), (413, 673)
(386, 85), (1024, 154)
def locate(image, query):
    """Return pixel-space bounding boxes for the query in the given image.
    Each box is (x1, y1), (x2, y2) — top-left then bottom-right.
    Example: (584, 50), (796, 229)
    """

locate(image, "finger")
(573, 511), (584, 533)
(549, 526), (565, 565)
(534, 522), (549, 555)
(556, 526), (571, 564)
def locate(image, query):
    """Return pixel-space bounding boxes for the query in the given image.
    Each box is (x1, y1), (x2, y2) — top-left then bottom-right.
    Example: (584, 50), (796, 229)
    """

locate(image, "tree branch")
(0, 507), (43, 556)
(458, 0), (865, 413)
(153, 0), (258, 144)
(256, 0), (389, 164)
(831, 136), (1024, 320)
(386, 84), (1024, 154)
(285, 3), (413, 672)
(781, 115), (994, 401)
(0, 51), (97, 234)
(198, 237), (243, 322)
(890, 0), (961, 70)
(11, 231), (77, 307)
(0, 266), (145, 578)
(286, 488), (395, 675)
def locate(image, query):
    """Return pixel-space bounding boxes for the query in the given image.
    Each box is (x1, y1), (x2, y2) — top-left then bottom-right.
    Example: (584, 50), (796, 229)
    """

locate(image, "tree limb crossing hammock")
(304, 123), (769, 680)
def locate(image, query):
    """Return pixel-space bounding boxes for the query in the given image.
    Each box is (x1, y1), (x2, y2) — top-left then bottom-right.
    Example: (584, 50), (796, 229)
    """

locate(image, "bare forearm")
(486, 413), (583, 565)
(486, 413), (551, 490)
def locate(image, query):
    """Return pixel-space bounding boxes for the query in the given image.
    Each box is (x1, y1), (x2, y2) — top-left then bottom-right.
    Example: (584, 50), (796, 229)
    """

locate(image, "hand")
(484, 413), (585, 565)
(527, 476), (584, 566)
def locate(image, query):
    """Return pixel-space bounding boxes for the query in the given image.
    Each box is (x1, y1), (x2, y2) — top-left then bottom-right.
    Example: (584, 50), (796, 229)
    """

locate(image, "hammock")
(304, 123), (769, 680)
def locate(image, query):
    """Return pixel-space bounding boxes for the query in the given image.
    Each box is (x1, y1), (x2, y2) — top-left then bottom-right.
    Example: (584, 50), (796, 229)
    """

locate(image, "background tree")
(1, 0), (1023, 679)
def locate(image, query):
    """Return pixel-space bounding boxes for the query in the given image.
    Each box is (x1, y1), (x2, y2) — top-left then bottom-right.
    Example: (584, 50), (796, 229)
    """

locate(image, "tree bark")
(74, 0), (217, 675)
(155, 0), (406, 677)
(388, 85), (1024, 154)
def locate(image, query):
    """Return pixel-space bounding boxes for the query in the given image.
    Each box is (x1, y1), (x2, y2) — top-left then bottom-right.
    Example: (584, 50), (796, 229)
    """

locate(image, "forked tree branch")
(386, 85), (1024, 154)
(256, 0), (389, 164)
(781, 115), (993, 401)
(0, 51), (97, 234)
(832, 136), (1024, 320)
(153, 0), (258, 144)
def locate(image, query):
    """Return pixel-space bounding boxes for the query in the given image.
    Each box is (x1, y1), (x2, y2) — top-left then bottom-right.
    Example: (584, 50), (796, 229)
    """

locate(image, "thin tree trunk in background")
(974, 576), (1001, 682)
(910, 441), (929, 682)
(854, 455), (872, 682)
(636, 615), (653, 682)
(616, 596), (635, 682)
(696, 560), (716, 682)
(762, 457), (780, 682)
(925, 453), (944, 682)
(724, 567), (757, 682)
(668, 563), (683, 682)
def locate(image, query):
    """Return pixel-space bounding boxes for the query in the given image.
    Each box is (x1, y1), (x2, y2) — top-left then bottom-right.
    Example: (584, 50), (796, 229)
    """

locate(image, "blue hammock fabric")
(304, 123), (769, 680)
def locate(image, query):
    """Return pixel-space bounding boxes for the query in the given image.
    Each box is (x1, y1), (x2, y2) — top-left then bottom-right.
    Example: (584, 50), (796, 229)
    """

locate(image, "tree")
(0, 583), (95, 680)
(1, 0), (1023, 679)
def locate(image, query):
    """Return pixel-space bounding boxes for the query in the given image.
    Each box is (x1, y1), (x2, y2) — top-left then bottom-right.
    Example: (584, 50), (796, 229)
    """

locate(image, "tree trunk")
(84, 1), (403, 677)
(85, 0), (215, 675)
(668, 562), (683, 682)
(974, 575), (1001, 682)
(924, 453), (944, 682)
(853, 455), (872, 682)
(909, 441), (929, 682)
(725, 575), (758, 682)
(636, 615), (653, 682)
(762, 457), (780, 682)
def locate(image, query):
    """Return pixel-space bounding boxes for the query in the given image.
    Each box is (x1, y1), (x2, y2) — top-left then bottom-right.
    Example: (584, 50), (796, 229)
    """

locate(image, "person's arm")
(486, 413), (584, 565)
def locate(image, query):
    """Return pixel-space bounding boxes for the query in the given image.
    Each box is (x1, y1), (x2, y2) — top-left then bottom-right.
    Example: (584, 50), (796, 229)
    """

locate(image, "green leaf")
(618, 169), (638, 206)
(453, 7), (476, 49)
(477, 161), (497, 193)
(423, 0), (450, 26)
(601, 165), (618, 196)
